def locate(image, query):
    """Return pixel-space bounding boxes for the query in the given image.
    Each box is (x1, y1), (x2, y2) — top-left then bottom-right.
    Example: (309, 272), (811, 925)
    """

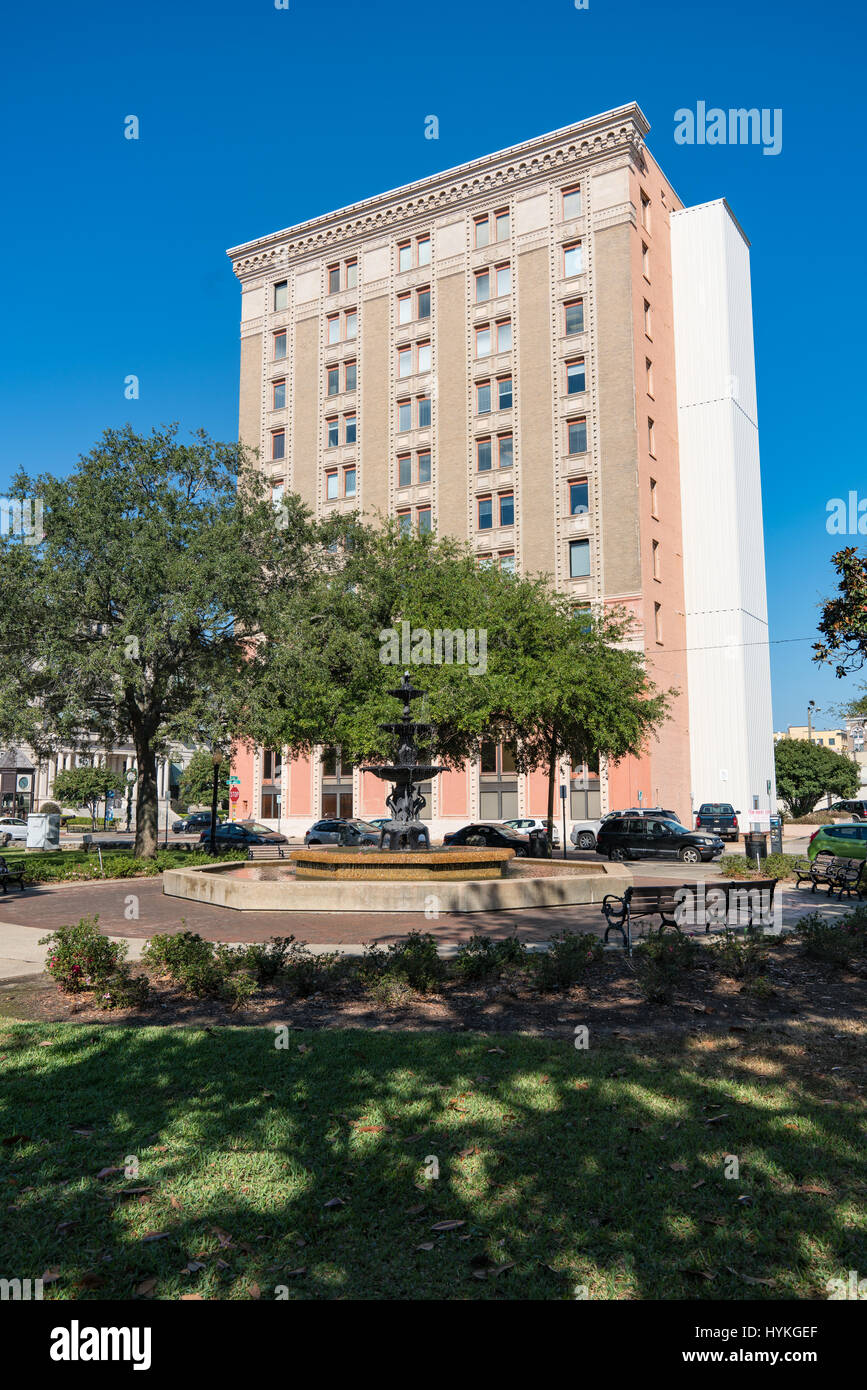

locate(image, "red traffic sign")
(229, 786), (240, 802)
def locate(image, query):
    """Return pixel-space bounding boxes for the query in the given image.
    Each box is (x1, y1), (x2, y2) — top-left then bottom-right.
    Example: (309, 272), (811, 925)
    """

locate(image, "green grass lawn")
(1, 1023), (864, 1300)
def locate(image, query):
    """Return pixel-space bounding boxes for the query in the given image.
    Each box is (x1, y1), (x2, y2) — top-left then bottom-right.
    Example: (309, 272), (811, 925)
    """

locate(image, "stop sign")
(230, 786), (240, 802)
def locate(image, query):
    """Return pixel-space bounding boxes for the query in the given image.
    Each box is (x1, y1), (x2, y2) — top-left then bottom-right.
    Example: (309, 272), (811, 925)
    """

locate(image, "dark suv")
(173, 811), (222, 834)
(596, 815), (724, 864)
(694, 803), (740, 841)
(827, 799), (867, 821)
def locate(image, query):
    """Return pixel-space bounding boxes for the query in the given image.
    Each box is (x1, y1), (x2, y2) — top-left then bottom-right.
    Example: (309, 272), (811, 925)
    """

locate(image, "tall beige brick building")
(227, 102), (774, 836)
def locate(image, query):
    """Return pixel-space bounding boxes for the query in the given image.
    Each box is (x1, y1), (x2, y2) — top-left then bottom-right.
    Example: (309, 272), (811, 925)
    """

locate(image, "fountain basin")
(290, 846), (512, 881)
(162, 857), (632, 913)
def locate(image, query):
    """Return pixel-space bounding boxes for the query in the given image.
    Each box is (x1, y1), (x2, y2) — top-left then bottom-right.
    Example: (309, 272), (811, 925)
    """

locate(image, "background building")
(227, 102), (776, 838)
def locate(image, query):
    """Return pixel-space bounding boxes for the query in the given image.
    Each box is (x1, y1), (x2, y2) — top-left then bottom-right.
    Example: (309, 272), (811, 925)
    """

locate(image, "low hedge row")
(4, 848), (240, 883)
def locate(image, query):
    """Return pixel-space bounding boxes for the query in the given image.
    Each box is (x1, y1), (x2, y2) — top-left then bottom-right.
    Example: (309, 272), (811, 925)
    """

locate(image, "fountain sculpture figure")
(362, 671), (444, 850)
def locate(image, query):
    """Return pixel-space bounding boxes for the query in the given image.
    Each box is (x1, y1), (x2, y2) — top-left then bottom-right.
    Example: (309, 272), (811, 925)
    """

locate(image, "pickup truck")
(694, 803), (740, 842)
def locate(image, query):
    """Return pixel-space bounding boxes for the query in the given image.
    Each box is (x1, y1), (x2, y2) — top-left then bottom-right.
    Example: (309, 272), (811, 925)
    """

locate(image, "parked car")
(443, 822), (533, 855)
(304, 818), (381, 846)
(198, 821), (288, 849)
(807, 822), (867, 862)
(826, 799), (867, 822)
(595, 815), (724, 864)
(501, 816), (560, 847)
(694, 803), (740, 841)
(174, 811), (223, 834)
(570, 806), (682, 850)
(0, 816), (28, 847)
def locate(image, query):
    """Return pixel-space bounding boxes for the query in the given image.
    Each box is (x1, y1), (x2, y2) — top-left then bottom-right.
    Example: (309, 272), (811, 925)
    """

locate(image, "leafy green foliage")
(179, 751), (230, 811)
(718, 852), (801, 880)
(452, 934), (529, 981)
(51, 766), (126, 829)
(360, 931), (444, 995)
(814, 546), (867, 677)
(773, 738), (859, 818)
(39, 916), (149, 1010)
(708, 928), (771, 980)
(796, 907), (867, 964)
(532, 930), (603, 991)
(633, 932), (698, 1002)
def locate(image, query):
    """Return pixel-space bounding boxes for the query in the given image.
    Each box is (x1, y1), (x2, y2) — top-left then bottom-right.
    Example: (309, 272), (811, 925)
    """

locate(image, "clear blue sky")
(1, 0), (862, 728)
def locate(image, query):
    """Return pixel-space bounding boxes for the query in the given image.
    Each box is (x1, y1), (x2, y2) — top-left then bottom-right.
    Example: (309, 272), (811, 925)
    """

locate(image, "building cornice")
(227, 103), (650, 282)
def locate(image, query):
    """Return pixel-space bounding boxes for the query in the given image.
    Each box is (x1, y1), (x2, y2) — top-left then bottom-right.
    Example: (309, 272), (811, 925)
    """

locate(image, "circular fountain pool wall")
(290, 847), (512, 881)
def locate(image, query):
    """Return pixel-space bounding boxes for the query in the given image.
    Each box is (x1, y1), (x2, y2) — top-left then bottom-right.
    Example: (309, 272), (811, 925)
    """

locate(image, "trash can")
(527, 828), (551, 859)
(744, 831), (768, 863)
(769, 816), (783, 855)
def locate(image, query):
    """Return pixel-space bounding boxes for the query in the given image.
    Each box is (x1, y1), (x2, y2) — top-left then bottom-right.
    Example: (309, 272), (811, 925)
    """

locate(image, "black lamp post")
(209, 747), (223, 856)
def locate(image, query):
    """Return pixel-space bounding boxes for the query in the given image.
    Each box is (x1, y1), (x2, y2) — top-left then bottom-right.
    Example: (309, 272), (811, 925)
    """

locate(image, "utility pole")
(807, 700), (819, 744)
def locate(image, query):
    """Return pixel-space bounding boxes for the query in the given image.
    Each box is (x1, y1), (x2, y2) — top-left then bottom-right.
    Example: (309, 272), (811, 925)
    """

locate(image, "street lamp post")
(124, 766), (137, 836)
(807, 701), (819, 744)
(209, 747), (223, 856)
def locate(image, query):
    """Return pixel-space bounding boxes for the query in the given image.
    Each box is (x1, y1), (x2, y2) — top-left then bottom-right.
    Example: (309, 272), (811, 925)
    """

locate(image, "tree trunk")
(134, 742), (159, 859)
(546, 739), (558, 855)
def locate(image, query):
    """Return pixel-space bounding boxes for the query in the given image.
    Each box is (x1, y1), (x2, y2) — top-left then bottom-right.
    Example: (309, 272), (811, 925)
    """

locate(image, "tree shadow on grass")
(0, 1021), (864, 1300)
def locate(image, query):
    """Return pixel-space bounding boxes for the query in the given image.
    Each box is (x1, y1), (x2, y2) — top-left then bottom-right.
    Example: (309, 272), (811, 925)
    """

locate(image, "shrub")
(98, 971), (151, 1010)
(633, 931), (697, 1003)
(360, 932), (443, 995)
(39, 801), (61, 814)
(40, 916), (128, 994)
(796, 909), (867, 965)
(709, 927), (771, 980)
(533, 930), (603, 992)
(719, 853), (801, 881)
(142, 931), (226, 997)
(452, 933), (528, 981)
(215, 937), (343, 997)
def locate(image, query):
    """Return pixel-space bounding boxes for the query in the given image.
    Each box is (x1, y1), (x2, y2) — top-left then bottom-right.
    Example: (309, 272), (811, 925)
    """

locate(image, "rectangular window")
(398, 241), (412, 272)
(645, 358), (654, 396)
(326, 470), (339, 500)
(417, 235), (431, 266)
(563, 242), (583, 277)
(477, 437), (492, 471)
(499, 492), (514, 527)
(494, 209), (510, 241)
(398, 399), (412, 432)
(475, 324), (492, 357)
(475, 269), (491, 303)
(640, 190), (651, 230)
(344, 360), (357, 392)
(345, 259), (357, 289)
(478, 495), (493, 529)
(652, 538), (660, 579)
(642, 241), (650, 278)
(274, 280), (288, 311)
(499, 551), (516, 574)
(417, 395), (431, 428)
(272, 379), (286, 410)
(397, 509), (412, 534)
(496, 319), (512, 352)
(345, 413), (357, 445)
(650, 477), (659, 518)
(498, 434), (513, 469)
(497, 376), (512, 410)
(273, 330), (287, 359)
(648, 418), (655, 455)
(565, 299), (585, 335)
(644, 299), (652, 337)
(326, 417), (339, 448)
(417, 340), (431, 373)
(328, 264), (341, 295)
(417, 506), (432, 534)
(474, 214), (490, 248)
(496, 263), (511, 297)
(562, 186), (582, 220)
(568, 418), (588, 455)
(344, 466), (357, 497)
(327, 366), (340, 396)
(654, 600), (662, 642)
(476, 380), (491, 415)
(271, 429), (285, 460)
(417, 450), (431, 484)
(398, 345), (412, 378)
(417, 287), (431, 319)
(398, 292), (412, 325)
(398, 235), (430, 270)
(398, 453), (412, 488)
(566, 359), (586, 394)
(569, 538), (590, 578)
(327, 314), (340, 345)
(569, 478), (589, 515)
(345, 310), (357, 339)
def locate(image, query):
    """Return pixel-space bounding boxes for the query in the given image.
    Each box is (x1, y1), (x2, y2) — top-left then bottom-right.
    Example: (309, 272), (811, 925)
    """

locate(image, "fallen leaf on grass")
(55, 1220), (78, 1234)
(430, 1220), (465, 1232)
(135, 1278), (157, 1296)
(78, 1272), (105, 1290)
(405, 1204), (426, 1216)
(140, 1232), (169, 1244)
(180, 1293), (203, 1300)
(669, 1162), (688, 1173)
(95, 1166), (123, 1180)
(323, 1197), (346, 1210)
(170, 1196), (183, 1210)
(725, 1266), (777, 1287)
(2, 1134), (29, 1147)
(248, 1283), (261, 1300)
(683, 1268), (716, 1282)
(42, 1268), (62, 1285)
(691, 1180), (706, 1190)
(118, 1186), (153, 1200)
(487, 1048), (505, 1055)
(182, 1261), (207, 1274)
(415, 1242), (435, 1251)
(352, 1124), (388, 1133)
(704, 1114), (730, 1125)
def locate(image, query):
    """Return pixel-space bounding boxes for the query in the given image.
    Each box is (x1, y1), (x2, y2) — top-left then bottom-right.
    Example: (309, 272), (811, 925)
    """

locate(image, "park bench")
(601, 880), (778, 955)
(0, 856), (27, 893)
(795, 854), (867, 900)
(246, 844), (288, 861)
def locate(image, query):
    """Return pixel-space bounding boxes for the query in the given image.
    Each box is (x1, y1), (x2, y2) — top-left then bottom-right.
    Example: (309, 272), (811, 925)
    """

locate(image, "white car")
(0, 817), (28, 847)
(501, 817), (561, 847)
